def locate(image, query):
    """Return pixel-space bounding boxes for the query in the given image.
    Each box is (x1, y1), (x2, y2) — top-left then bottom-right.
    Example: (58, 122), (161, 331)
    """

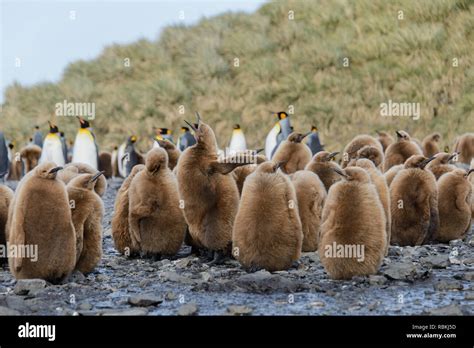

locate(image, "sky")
(0, 0), (266, 102)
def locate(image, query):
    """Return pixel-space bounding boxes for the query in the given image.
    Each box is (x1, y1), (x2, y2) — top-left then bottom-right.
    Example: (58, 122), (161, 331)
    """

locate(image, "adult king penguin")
(33, 125), (43, 148)
(265, 111), (292, 160)
(228, 124), (247, 154)
(72, 117), (98, 169)
(39, 122), (66, 166)
(177, 126), (196, 152)
(306, 126), (325, 155)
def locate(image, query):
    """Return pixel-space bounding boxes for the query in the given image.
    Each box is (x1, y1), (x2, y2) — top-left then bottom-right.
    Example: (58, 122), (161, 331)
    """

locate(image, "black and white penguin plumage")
(306, 126), (325, 155)
(265, 111), (292, 159)
(72, 117), (98, 169)
(39, 122), (66, 166)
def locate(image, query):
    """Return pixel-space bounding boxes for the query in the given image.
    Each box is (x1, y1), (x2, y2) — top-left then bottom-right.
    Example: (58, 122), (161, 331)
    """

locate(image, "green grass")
(1, 0), (473, 152)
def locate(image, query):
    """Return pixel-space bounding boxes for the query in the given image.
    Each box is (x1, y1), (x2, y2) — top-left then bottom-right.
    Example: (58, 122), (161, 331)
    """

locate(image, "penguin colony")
(0, 113), (473, 283)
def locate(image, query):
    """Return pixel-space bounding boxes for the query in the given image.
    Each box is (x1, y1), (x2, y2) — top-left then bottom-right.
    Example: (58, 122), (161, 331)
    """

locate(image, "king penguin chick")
(39, 122), (65, 166)
(319, 167), (386, 280)
(176, 113), (252, 263)
(383, 130), (423, 172)
(177, 126), (196, 152)
(342, 135), (383, 168)
(154, 139), (180, 170)
(290, 170), (326, 252)
(7, 143), (23, 181)
(272, 132), (312, 174)
(20, 144), (42, 173)
(453, 133), (474, 166)
(128, 148), (186, 258)
(347, 145), (384, 169)
(354, 159), (391, 254)
(67, 172), (104, 273)
(0, 184), (14, 264)
(8, 163), (76, 281)
(306, 126), (325, 155)
(434, 169), (473, 242)
(425, 152), (458, 180)
(72, 117), (98, 169)
(305, 151), (341, 191)
(111, 164), (145, 256)
(233, 161), (303, 271)
(98, 151), (112, 178)
(111, 146), (119, 178)
(33, 126), (43, 148)
(390, 155), (438, 246)
(62, 162), (107, 197)
(232, 150), (267, 195)
(384, 164), (404, 187)
(376, 131), (394, 153)
(422, 132), (441, 158)
(228, 124), (247, 154)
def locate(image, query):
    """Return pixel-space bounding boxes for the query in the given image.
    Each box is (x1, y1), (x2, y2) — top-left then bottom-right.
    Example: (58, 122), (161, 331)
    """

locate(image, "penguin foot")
(291, 260), (301, 269)
(200, 249), (214, 262)
(245, 265), (262, 273)
(207, 251), (228, 266)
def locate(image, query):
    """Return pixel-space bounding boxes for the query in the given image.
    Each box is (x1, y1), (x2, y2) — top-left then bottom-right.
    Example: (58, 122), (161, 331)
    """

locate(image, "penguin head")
(128, 135), (137, 144)
(156, 128), (172, 136)
(145, 147), (168, 175)
(77, 117), (90, 129)
(48, 121), (59, 134)
(34, 125), (40, 130)
(313, 151), (339, 162)
(256, 160), (285, 174)
(432, 152), (457, 165)
(181, 126), (190, 133)
(155, 138), (176, 150)
(354, 158), (376, 170)
(430, 132), (441, 142)
(287, 131), (311, 144)
(333, 167), (370, 183)
(68, 171), (104, 190)
(233, 124), (242, 133)
(395, 130), (410, 141)
(8, 143), (14, 150)
(276, 112), (288, 120)
(404, 155), (435, 169)
(356, 145), (383, 165)
(465, 168), (474, 178)
(35, 162), (63, 180)
(376, 130), (388, 137)
(311, 126), (318, 133)
(184, 112), (217, 149)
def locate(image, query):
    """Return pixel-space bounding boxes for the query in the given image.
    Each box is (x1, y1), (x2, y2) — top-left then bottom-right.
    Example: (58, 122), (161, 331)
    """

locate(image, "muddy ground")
(0, 178), (473, 316)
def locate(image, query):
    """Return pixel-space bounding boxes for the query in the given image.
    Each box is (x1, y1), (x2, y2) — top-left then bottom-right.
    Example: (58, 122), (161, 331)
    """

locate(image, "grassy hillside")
(1, 0), (473, 152)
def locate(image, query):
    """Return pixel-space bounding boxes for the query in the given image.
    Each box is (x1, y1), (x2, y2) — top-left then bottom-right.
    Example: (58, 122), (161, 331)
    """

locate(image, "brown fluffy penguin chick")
(453, 133), (474, 166)
(8, 162), (76, 281)
(347, 145), (384, 169)
(272, 132), (312, 174)
(354, 159), (391, 254)
(129, 148), (186, 258)
(232, 153), (267, 195)
(155, 139), (180, 170)
(422, 133), (441, 158)
(318, 167), (386, 280)
(341, 135), (383, 168)
(67, 172), (104, 273)
(376, 131), (394, 153)
(111, 164), (144, 255)
(0, 184), (14, 264)
(7, 145), (22, 181)
(20, 144), (42, 173)
(232, 161), (303, 271)
(290, 170), (326, 252)
(384, 164), (404, 187)
(98, 151), (112, 178)
(111, 146), (119, 178)
(176, 114), (252, 262)
(390, 155), (439, 246)
(63, 162), (107, 197)
(383, 130), (422, 172)
(305, 151), (341, 191)
(434, 169), (473, 242)
(425, 152), (457, 180)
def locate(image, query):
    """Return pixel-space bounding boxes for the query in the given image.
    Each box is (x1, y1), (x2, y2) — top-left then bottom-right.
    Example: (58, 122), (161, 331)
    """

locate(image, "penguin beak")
(419, 156), (436, 169)
(333, 168), (349, 179)
(48, 166), (63, 174)
(327, 152), (339, 160)
(76, 116), (84, 125)
(300, 132), (311, 141)
(184, 120), (197, 132)
(195, 112), (201, 125)
(89, 171), (104, 183)
(466, 169), (474, 177)
(255, 148), (264, 154)
(395, 130), (403, 138)
(448, 152), (459, 161)
(274, 161), (286, 171)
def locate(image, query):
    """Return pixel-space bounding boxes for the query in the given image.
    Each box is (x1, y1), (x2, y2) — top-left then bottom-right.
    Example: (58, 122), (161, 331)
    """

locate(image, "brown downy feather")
(305, 151), (341, 191)
(425, 152), (457, 180)
(20, 145), (42, 173)
(383, 131), (422, 172)
(98, 151), (113, 178)
(272, 132), (312, 174)
(421, 132), (441, 158)
(342, 135), (383, 168)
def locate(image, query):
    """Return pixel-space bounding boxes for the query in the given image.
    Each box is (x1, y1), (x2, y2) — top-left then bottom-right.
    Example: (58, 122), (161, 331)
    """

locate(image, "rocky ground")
(0, 178), (473, 316)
